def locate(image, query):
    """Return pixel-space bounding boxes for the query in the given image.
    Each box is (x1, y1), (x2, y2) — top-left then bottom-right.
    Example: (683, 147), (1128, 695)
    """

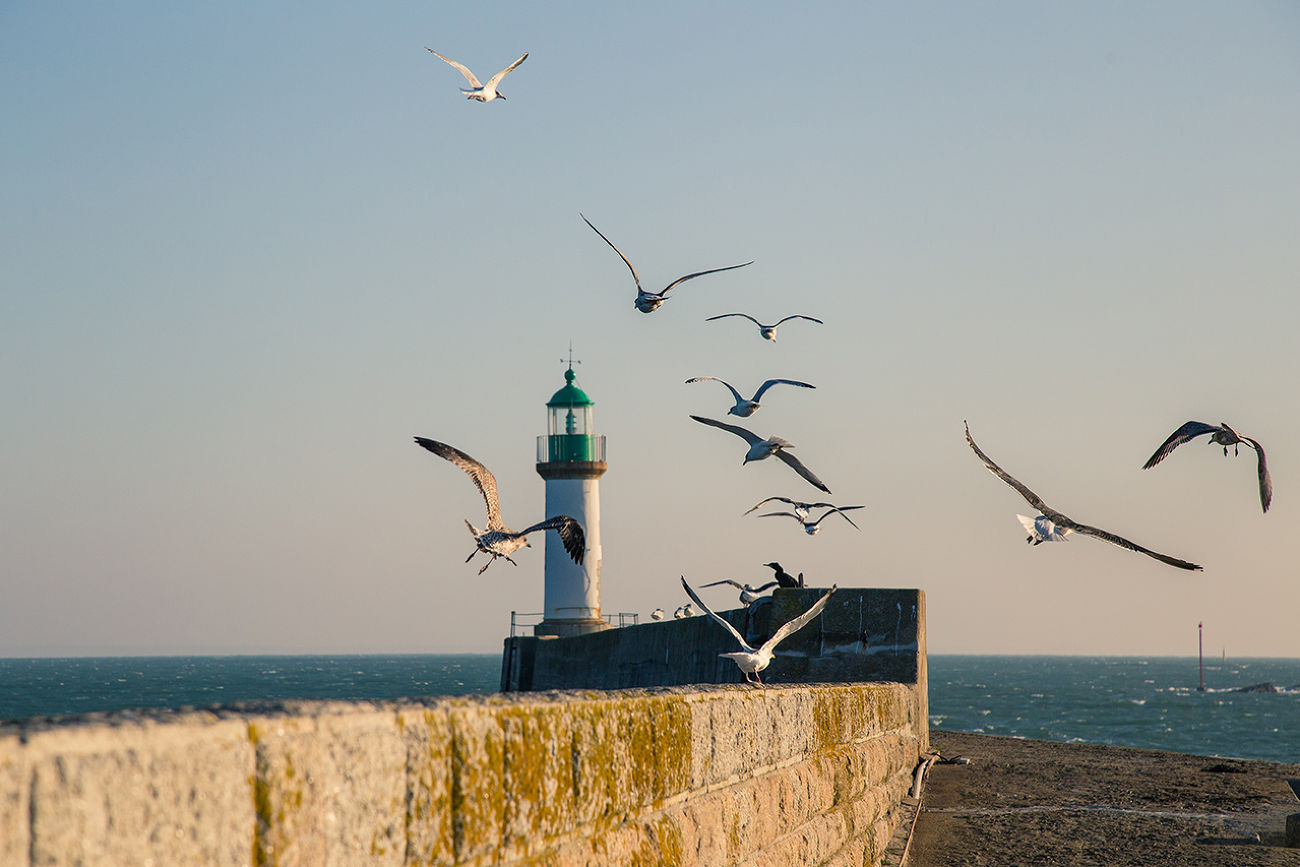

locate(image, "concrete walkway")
(904, 731), (1300, 866)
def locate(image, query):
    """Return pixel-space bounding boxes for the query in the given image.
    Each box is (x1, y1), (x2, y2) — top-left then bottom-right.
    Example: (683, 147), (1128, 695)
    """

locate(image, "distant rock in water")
(1235, 682), (1278, 693)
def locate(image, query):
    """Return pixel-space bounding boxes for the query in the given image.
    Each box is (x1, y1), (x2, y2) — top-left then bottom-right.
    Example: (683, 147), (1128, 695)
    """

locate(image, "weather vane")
(560, 342), (581, 372)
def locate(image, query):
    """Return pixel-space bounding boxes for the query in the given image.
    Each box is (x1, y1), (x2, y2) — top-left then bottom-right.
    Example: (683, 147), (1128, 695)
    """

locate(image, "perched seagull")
(685, 376), (815, 418)
(580, 214), (753, 313)
(683, 603), (698, 617)
(763, 562), (804, 588)
(673, 606), (686, 620)
(650, 608), (665, 621)
(690, 415), (831, 492)
(705, 312), (823, 342)
(682, 576), (836, 685)
(700, 579), (780, 605)
(1142, 421), (1272, 513)
(743, 497), (863, 529)
(414, 437), (585, 574)
(426, 49), (527, 102)
(760, 506), (863, 535)
(963, 422), (1202, 571)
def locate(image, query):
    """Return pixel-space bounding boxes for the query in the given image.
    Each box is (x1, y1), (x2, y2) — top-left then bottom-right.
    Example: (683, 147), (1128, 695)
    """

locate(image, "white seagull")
(700, 579), (780, 604)
(673, 606), (686, 620)
(685, 376), (815, 418)
(581, 214), (753, 313)
(414, 437), (585, 574)
(682, 576), (836, 685)
(1142, 421), (1272, 513)
(650, 608), (665, 621)
(760, 506), (863, 535)
(690, 415), (831, 492)
(426, 49), (527, 102)
(742, 497), (862, 529)
(705, 313), (823, 342)
(964, 421), (1202, 571)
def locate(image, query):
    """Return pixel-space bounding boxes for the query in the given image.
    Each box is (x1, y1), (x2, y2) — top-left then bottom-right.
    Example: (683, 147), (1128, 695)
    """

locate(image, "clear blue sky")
(2, 3), (1297, 656)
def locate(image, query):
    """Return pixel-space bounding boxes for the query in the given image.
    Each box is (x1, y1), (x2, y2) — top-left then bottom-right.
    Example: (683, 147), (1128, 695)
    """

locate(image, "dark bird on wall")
(682, 576), (836, 685)
(426, 49), (527, 102)
(690, 415), (831, 492)
(705, 312), (823, 342)
(963, 421), (1202, 571)
(685, 376), (815, 418)
(581, 214), (753, 313)
(414, 437), (585, 574)
(1142, 421), (1272, 513)
(763, 562), (804, 588)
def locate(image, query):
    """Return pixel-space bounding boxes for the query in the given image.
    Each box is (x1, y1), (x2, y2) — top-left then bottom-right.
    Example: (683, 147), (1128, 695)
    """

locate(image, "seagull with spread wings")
(426, 49), (528, 102)
(742, 497), (862, 529)
(685, 376), (815, 418)
(690, 415), (831, 492)
(963, 421), (1202, 571)
(700, 579), (780, 604)
(414, 437), (585, 574)
(581, 214), (753, 313)
(1142, 421), (1272, 513)
(705, 312), (823, 341)
(760, 505), (863, 535)
(682, 576), (836, 685)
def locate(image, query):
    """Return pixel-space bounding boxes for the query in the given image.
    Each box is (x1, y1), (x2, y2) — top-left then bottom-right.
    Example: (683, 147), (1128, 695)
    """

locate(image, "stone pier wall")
(0, 681), (926, 866)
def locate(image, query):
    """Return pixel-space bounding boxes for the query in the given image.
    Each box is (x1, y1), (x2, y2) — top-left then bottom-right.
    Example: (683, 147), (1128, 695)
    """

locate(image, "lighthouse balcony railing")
(536, 434), (606, 464)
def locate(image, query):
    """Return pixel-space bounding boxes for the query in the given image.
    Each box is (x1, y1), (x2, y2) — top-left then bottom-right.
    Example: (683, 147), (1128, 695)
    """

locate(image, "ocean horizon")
(2, 653), (1296, 764)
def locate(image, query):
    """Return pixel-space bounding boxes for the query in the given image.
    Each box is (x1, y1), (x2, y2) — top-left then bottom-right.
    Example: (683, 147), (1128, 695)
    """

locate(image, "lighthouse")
(534, 361), (608, 637)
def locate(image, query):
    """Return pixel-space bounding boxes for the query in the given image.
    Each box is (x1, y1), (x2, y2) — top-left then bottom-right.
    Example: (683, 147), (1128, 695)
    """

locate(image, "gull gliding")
(685, 376), (815, 418)
(426, 49), (527, 102)
(1142, 421), (1272, 513)
(690, 415), (831, 493)
(760, 506), (863, 535)
(705, 312), (823, 341)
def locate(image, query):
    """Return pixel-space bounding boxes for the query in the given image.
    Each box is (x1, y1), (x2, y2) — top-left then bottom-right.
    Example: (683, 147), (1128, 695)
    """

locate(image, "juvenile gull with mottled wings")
(1142, 421), (1272, 513)
(581, 214), (752, 313)
(414, 437), (585, 574)
(964, 421), (1201, 571)
(682, 576), (836, 685)
(690, 415), (831, 493)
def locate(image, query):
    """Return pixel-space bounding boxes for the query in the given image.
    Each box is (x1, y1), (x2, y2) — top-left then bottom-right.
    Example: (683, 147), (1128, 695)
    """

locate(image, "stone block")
(446, 702), (506, 863)
(500, 703), (575, 856)
(399, 706), (453, 866)
(0, 734), (29, 867)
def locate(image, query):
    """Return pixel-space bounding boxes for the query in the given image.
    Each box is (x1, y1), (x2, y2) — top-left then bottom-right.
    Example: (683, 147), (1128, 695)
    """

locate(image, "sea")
(1, 654), (1296, 764)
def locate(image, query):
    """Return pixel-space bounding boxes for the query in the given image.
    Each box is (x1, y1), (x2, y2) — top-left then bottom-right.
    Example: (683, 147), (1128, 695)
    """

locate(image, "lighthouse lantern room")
(534, 361), (608, 637)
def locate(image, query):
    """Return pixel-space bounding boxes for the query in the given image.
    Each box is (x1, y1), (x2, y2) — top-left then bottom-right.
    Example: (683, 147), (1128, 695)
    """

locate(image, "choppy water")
(2, 653), (1296, 763)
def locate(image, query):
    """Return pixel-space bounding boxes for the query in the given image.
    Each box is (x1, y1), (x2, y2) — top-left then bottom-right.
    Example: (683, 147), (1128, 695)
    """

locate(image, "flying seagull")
(1142, 421), (1272, 513)
(705, 313), (823, 342)
(963, 421), (1202, 571)
(700, 578), (780, 604)
(682, 576), (836, 685)
(742, 497), (862, 529)
(763, 562), (804, 588)
(414, 437), (585, 574)
(760, 506), (863, 535)
(690, 415), (831, 492)
(426, 49), (527, 102)
(685, 376), (815, 418)
(580, 214), (753, 313)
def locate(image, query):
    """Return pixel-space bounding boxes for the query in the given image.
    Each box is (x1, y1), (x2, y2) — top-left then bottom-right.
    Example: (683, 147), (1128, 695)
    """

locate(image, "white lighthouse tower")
(534, 360), (609, 637)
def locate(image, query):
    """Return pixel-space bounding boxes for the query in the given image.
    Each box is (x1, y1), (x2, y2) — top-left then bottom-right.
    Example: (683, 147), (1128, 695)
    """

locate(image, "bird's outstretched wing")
(758, 511), (802, 522)
(814, 506), (863, 530)
(661, 261), (753, 295)
(774, 450), (831, 493)
(581, 214), (642, 291)
(774, 314), (823, 327)
(759, 586), (836, 654)
(1066, 521), (1202, 571)
(690, 415), (764, 446)
(1141, 421), (1220, 469)
(1243, 437), (1273, 513)
(701, 579), (744, 590)
(752, 379), (816, 402)
(426, 50), (482, 87)
(686, 376), (744, 405)
(681, 577), (753, 652)
(706, 312), (762, 326)
(963, 421), (1049, 513)
(518, 515), (586, 564)
(484, 51), (528, 89)
(414, 437), (503, 529)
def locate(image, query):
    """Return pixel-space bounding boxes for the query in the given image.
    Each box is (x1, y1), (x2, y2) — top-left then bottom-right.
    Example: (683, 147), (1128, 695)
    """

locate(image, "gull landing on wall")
(682, 576), (836, 686)
(963, 421), (1202, 571)
(414, 437), (585, 574)
(580, 214), (752, 313)
(426, 49), (527, 102)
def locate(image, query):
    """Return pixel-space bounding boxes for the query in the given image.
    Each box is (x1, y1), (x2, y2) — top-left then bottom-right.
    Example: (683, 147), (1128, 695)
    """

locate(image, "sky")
(2, 2), (1297, 657)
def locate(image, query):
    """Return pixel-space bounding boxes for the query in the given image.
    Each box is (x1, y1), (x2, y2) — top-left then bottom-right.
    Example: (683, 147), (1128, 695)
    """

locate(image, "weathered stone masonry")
(0, 680), (925, 866)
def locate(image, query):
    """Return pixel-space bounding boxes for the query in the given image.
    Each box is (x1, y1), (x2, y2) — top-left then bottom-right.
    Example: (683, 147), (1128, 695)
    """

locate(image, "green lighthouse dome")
(547, 367), (593, 409)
